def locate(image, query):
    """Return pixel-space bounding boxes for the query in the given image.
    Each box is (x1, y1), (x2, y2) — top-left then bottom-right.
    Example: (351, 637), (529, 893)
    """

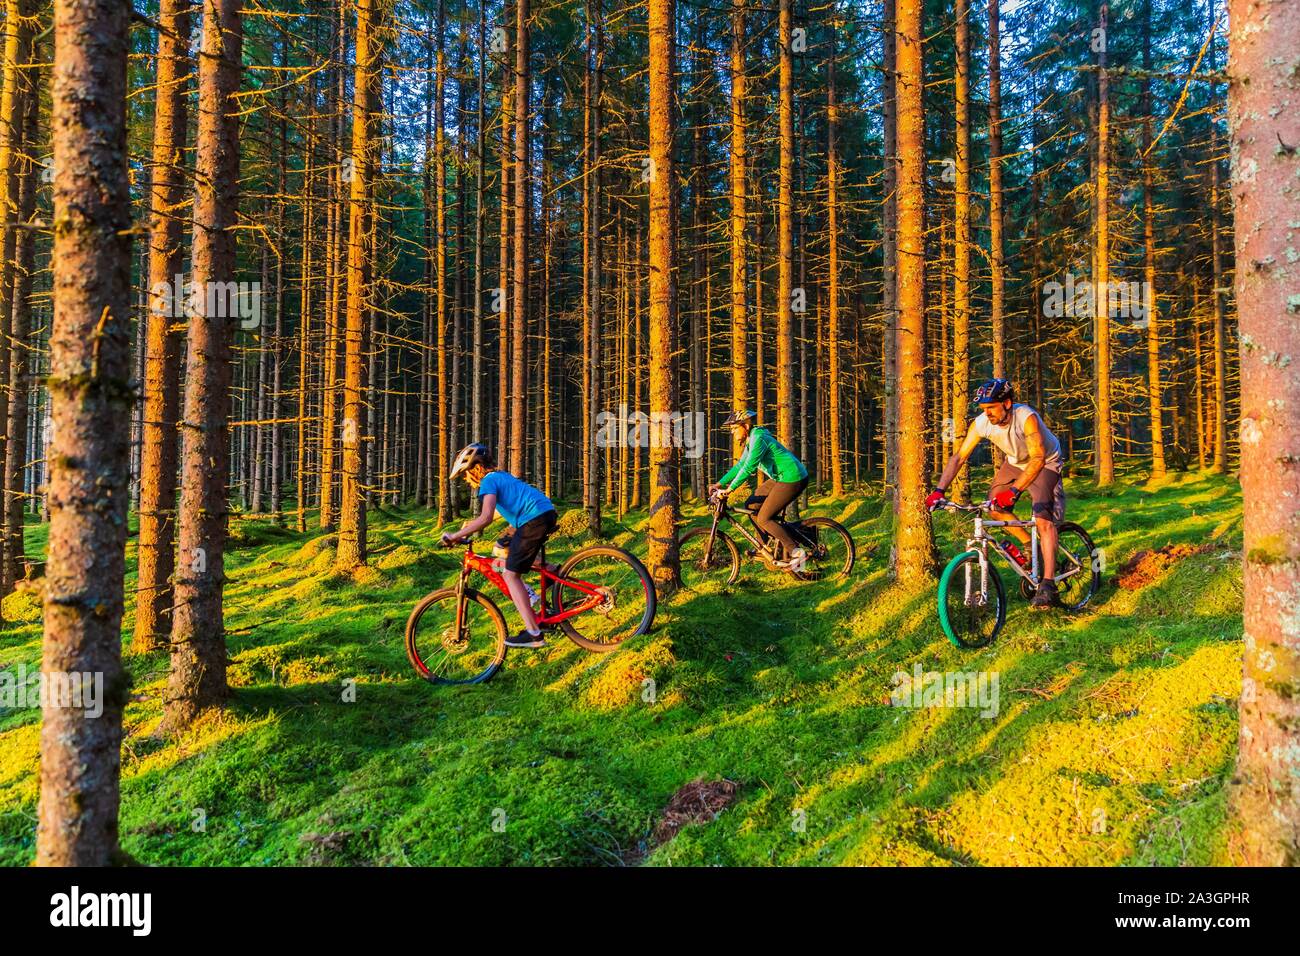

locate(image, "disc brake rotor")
(440, 627), (470, 655)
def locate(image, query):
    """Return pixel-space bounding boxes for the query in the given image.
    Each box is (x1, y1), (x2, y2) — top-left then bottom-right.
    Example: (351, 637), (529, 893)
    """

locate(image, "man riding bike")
(925, 379), (1066, 610)
(708, 410), (810, 569)
(443, 443), (558, 648)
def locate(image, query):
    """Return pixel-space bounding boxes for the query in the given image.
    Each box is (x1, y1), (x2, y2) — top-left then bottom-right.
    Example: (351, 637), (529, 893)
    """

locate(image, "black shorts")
(505, 510), (558, 573)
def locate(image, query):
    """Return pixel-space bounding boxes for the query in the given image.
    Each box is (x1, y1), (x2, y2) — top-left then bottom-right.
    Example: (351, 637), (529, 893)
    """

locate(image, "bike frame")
(701, 498), (791, 567)
(452, 544), (608, 632)
(948, 503), (1083, 604)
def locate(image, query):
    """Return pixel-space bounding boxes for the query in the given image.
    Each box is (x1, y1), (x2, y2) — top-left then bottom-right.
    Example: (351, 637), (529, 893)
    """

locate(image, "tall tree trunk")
(165, 0), (242, 731)
(987, 0), (1005, 379)
(826, 11), (843, 498)
(435, 0), (451, 519)
(471, 1), (486, 446)
(583, 0), (602, 534)
(296, 61), (317, 532)
(336, 0), (382, 570)
(728, 0), (748, 459)
(132, 0), (189, 650)
(891, 0), (935, 584)
(882, 0), (899, 508)
(509, 0), (529, 477)
(496, 7), (512, 470)
(36, 0), (133, 865)
(1094, 1), (1115, 486)
(1227, 0), (1300, 866)
(1209, 135), (1228, 473)
(647, 0), (680, 591)
(3, 68), (37, 592)
(950, 0), (971, 504)
(0, 0), (35, 598)
(775, 0), (795, 453)
(319, 6), (347, 529)
(1142, 0), (1165, 478)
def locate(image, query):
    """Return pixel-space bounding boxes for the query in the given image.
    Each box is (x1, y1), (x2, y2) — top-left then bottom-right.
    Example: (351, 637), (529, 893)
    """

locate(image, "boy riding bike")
(708, 409), (810, 569)
(444, 443), (557, 648)
(925, 378), (1066, 609)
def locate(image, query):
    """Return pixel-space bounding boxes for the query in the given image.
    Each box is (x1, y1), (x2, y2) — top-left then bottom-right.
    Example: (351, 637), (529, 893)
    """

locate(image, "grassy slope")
(0, 470), (1243, 866)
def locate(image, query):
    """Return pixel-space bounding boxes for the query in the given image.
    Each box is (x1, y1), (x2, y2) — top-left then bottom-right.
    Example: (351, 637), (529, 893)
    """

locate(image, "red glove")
(924, 489), (944, 513)
(993, 487), (1022, 510)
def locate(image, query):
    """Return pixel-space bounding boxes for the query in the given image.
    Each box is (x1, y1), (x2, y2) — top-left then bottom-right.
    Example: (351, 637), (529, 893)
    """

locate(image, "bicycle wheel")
(678, 527), (741, 589)
(793, 517), (855, 580)
(550, 546), (657, 652)
(1048, 522), (1101, 610)
(938, 551), (1006, 649)
(405, 587), (507, 685)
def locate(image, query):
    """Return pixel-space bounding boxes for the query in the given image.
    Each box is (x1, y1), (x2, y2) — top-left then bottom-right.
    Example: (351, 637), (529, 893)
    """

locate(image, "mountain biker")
(925, 379), (1066, 610)
(444, 443), (558, 648)
(708, 409), (810, 568)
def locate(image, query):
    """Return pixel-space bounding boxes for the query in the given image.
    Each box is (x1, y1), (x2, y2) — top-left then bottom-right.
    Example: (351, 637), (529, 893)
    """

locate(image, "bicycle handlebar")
(933, 498), (994, 514)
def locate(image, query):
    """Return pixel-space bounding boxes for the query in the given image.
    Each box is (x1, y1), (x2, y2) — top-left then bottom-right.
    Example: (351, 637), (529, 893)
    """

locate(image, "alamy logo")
(0, 663), (103, 718)
(151, 272), (262, 329)
(49, 886), (152, 936)
(1041, 274), (1150, 325)
(594, 406), (706, 460)
(889, 663), (1000, 717)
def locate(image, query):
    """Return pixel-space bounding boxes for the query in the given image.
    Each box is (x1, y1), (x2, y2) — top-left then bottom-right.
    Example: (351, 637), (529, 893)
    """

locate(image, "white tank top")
(974, 404), (1063, 471)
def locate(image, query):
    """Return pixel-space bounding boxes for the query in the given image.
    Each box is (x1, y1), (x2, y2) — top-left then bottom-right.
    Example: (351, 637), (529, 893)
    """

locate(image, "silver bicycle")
(933, 499), (1100, 648)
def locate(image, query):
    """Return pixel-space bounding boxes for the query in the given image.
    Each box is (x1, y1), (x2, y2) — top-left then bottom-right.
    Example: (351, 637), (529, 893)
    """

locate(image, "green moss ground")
(0, 469), (1243, 865)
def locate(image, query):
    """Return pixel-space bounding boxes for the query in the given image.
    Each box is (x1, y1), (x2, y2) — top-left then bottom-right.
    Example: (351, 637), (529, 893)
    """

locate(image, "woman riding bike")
(708, 410), (810, 568)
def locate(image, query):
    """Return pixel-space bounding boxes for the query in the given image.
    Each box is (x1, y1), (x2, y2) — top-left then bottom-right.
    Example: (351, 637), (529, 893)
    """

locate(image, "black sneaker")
(1030, 581), (1059, 610)
(505, 629), (546, 649)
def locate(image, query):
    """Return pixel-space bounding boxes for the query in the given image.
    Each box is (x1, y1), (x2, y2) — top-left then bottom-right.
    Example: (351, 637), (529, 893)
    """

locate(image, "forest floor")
(0, 469), (1244, 866)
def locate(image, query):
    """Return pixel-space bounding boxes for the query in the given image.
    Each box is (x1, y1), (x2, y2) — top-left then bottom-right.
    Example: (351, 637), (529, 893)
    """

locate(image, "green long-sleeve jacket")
(719, 426), (808, 491)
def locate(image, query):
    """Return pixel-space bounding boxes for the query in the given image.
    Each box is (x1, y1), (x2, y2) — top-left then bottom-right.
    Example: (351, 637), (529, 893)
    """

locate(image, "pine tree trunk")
(165, 0), (242, 731)
(1094, 1), (1115, 486)
(882, 0), (899, 509)
(987, 0), (1006, 379)
(950, 0), (971, 504)
(336, 0), (382, 570)
(891, 0), (936, 585)
(826, 16), (843, 498)
(435, 0), (451, 520)
(775, 0), (795, 453)
(3, 70), (37, 592)
(647, 0), (680, 591)
(0, 0), (35, 599)
(296, 62), (317, 532)
(1142, 0), (1165, 478)
(1226, 0), (1300, 866)
(509, 0), (528, 477)
(471, 2), (486, 447)
(496, 10), (512, 470)
(728, 0), (748, 459)
(36, 0), (133, 865)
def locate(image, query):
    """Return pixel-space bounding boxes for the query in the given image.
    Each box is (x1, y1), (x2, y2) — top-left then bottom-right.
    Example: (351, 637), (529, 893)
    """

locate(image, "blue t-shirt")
(477, 470), (554, 529)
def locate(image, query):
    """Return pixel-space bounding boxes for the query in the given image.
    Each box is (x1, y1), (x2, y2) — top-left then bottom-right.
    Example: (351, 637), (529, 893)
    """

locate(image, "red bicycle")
(405, 537), (657, 685)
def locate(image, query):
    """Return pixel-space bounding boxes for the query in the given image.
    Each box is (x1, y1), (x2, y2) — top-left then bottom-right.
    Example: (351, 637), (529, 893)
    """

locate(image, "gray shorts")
(989, 462), (1065, 523)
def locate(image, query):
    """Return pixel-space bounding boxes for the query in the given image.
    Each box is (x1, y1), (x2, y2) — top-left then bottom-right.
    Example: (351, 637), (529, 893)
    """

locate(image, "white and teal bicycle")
(933, 499), (1101, 648)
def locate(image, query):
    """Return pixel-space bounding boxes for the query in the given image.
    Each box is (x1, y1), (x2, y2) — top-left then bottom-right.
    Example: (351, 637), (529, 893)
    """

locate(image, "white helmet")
(449, 442), (491, 479)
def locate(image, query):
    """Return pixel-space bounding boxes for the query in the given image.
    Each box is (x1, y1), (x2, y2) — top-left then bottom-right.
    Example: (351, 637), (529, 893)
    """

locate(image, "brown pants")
(743, 476), (810, 553)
